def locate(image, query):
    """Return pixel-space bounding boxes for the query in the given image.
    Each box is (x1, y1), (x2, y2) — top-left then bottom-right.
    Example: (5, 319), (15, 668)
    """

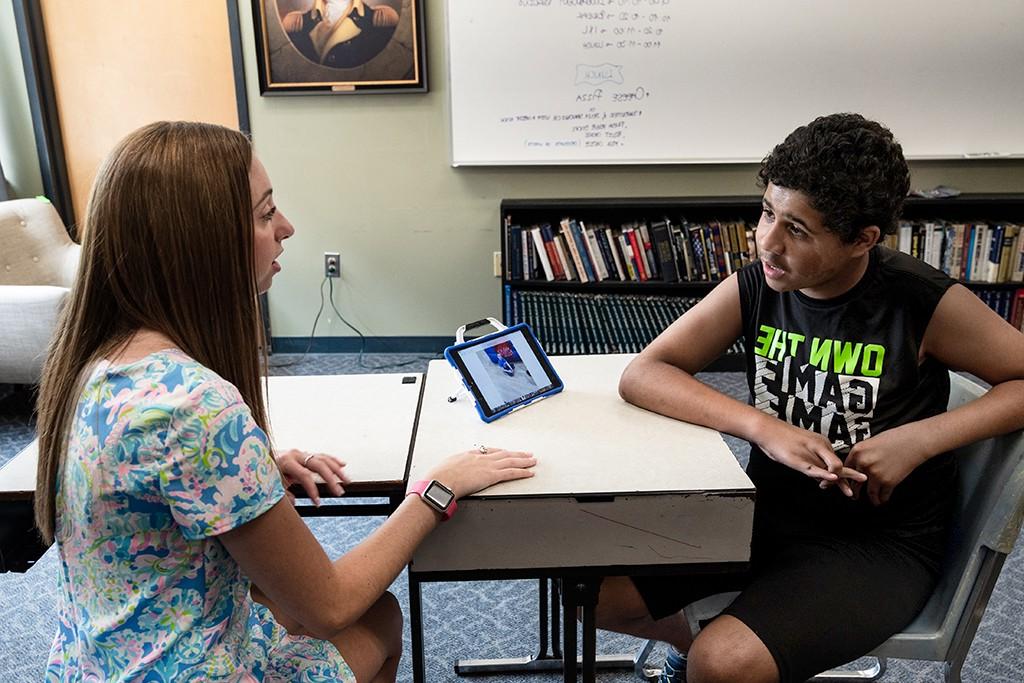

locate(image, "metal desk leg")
(562, 579), (578, 683)
(410, 573), (426, 683)
(455, 576), (638, 678)
(550, 578), (562, 658)
(579, 580), (600, 683)
(562, 577), (602, 683)
(454, 578), (567, 674)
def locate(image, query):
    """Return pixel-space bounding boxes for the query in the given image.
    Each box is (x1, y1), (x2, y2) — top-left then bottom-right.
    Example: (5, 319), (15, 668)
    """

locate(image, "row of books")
(505, 215), (758, 284)
(505, 287), (1021, 360)
(976, 287), (1024, 331)
(884, 220), (1024, 283)
(505, 288), (746, 356)
(507, 215), (1024, 287)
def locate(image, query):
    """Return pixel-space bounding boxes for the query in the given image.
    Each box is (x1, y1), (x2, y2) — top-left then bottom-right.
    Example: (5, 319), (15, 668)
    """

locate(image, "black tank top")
(736, 246), (957, 537)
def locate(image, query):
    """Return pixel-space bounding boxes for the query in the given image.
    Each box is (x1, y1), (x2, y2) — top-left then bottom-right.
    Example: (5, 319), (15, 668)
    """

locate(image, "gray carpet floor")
(1, 353), (1022, 682)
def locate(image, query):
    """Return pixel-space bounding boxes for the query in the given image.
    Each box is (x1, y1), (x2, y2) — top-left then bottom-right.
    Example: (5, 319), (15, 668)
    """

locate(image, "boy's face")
(756, 183), (876, 299)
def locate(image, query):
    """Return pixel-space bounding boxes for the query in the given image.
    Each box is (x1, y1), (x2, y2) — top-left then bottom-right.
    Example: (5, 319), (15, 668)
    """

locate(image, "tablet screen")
(447, 324), (562, 419)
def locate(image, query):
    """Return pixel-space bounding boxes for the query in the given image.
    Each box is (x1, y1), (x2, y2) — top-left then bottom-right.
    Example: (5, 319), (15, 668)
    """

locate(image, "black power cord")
(268, 277), (442, 371)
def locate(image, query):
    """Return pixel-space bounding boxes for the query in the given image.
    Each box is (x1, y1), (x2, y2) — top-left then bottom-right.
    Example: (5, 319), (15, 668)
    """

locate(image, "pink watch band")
(406, 479), (457, 521)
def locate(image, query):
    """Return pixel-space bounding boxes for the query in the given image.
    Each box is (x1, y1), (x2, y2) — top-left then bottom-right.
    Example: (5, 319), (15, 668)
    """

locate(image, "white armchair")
(0, 198), (80, 384)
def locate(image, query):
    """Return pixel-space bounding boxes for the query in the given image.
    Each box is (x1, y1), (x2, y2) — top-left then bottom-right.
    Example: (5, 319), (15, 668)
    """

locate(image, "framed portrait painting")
(252, 0), (427, 94)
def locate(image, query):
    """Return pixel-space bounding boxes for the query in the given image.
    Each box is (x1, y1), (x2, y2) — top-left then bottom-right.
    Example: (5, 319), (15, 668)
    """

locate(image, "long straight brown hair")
(35, 121), (269, 544)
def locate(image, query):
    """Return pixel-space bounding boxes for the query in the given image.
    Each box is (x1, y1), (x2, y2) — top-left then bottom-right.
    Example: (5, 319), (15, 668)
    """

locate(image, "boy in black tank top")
(592, 114), (1024, 683)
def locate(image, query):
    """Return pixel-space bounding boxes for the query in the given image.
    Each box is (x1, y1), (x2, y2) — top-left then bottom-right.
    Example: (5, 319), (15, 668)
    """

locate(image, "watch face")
(424, 482), (454, 510)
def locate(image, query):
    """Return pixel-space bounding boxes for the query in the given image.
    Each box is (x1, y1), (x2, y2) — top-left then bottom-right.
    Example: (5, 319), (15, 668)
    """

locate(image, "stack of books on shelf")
(884, 220), (1024, 284)
(505, 216), (759, 284)
(506, 289), (746, 357)
(883, 220), (1024, 329)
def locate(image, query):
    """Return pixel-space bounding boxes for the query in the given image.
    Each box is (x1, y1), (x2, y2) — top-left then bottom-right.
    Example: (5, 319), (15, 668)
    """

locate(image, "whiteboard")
(446, 0), (1024, 165)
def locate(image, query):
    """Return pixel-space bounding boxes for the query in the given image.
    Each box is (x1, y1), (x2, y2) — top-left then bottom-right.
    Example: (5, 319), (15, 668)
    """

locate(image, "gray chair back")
(873, 373), (1024, 663)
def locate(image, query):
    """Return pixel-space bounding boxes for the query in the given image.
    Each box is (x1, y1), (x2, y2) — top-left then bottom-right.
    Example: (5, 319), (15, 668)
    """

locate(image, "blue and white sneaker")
(659, 648), (687, 683)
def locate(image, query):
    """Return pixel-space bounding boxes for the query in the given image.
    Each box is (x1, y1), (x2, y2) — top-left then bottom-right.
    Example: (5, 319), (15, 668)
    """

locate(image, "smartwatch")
(406, 479), (457, 521)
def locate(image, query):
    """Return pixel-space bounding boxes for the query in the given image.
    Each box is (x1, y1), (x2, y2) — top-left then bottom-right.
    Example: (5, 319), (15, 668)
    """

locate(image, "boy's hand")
(839, 428), (930, 505)
(755, 418), (866, 496)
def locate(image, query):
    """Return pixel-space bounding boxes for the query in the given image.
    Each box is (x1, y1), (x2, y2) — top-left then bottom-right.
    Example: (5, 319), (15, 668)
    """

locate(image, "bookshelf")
(500, 194), (1024, 372)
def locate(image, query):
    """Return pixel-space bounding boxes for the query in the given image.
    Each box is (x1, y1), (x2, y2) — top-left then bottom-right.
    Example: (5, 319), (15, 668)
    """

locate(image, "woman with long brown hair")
(35, 121), (536, 682)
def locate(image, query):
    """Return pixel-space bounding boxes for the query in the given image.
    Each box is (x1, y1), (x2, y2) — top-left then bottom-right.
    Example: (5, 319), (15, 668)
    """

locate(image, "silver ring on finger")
(478, 445), (488, 454)
(302, 453), (316, 467)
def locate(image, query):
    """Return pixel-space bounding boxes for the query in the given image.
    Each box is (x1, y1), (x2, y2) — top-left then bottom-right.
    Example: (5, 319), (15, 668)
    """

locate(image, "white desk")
(410, 354), (754, 571)
(0, 440), (36, 503)
(0, 372), (424, 569)
(407, 354), (755, 682)
(264, 373), (422, 496)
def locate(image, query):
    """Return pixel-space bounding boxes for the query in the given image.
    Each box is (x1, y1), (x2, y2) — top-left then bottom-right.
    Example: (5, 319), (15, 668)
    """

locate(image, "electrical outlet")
(493, 251), (502, 277)
(324, 251), (341, 278)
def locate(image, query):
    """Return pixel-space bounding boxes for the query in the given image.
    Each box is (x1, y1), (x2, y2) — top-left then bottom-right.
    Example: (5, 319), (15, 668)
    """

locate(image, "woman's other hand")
(275, 449), (350, 506)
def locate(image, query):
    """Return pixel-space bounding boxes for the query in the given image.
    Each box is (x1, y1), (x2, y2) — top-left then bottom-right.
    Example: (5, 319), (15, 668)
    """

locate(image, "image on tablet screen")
(474, 339), (540, 407)
(455, 328), (557, 415)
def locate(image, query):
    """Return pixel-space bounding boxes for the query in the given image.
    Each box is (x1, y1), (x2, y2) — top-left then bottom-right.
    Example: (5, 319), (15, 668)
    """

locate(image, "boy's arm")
(620, 274), (860, 490)
(845, 284), (1024, 505)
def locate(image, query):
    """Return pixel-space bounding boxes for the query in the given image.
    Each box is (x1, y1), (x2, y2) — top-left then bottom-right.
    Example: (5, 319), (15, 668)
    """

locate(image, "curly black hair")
(757, 113), (911, 243)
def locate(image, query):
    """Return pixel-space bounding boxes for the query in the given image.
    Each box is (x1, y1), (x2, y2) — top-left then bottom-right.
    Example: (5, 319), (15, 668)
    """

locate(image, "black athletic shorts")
(631, 449), (954, 683)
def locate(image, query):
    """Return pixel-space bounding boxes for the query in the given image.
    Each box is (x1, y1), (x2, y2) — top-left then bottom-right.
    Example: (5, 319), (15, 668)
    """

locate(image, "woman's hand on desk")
(275, 449), (350, 506)
(425, 448), (537, 499)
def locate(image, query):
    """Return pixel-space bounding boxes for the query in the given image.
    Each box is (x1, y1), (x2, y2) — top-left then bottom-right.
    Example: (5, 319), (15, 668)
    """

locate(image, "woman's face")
(250, 156), (294, 294)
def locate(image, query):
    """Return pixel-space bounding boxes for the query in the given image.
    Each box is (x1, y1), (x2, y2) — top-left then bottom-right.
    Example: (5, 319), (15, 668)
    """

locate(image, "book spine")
(508, 224), (522, 280)
(1013, 225), (1024, 282)
(701, 226), (719, 281)
(540, 223), (566, 280)
(689, 225), (707, 281)
(561, 218), (589, 284)
(553, 232), (576, 281)
(998, 225), (1017, 283)
(503, 216), (513, 280)
(898, 222), (912, 254)
(594, 227), (619, 281)
(1011, 288), (1024, 330)
(618, 233), (637, 281)
(583, 224), (609, 280)
(746, 224), (758, 264)
(983, 224), (1000, 283)
(709, 221), (728, 278)
(531, 226), (555, 281)
(637, 222), (659, 280)
(673, 225), (693, 281)
(625, 227), (648, 281)
(569, 219), (597, 282)
(604, 227), (627, 281)
(651, 220), (680, 282)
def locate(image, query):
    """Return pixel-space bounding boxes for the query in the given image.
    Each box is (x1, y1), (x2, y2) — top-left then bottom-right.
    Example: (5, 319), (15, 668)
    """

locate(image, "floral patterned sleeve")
(160, 381), (286, 539)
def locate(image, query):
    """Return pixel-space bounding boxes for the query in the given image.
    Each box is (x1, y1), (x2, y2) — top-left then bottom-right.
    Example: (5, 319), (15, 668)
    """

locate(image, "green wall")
(4, 2), (1023, 339)
(0, 1), (44, 199)
(237, 1), (1024, 339)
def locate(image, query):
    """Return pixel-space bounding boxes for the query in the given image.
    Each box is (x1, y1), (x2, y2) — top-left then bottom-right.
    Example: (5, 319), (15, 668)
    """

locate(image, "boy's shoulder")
(873, 245), (956, 294)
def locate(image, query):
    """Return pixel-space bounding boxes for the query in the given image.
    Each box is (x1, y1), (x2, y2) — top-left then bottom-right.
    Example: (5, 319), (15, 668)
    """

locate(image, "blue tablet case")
(444, 322), (563, 423)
